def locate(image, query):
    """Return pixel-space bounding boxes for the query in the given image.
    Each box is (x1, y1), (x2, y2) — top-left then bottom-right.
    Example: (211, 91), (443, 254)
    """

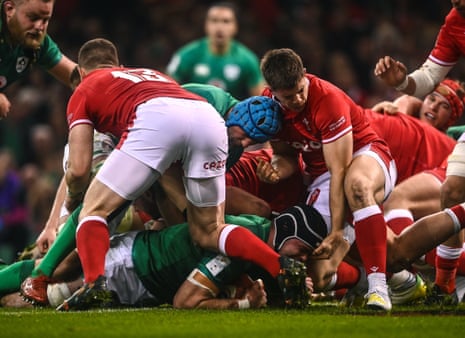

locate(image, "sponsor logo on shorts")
(203, 159), (226, 170)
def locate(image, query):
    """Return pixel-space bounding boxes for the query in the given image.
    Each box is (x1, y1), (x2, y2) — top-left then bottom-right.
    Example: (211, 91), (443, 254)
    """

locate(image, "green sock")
(31, 205), (82, 278)
(0, 260), (34, 296)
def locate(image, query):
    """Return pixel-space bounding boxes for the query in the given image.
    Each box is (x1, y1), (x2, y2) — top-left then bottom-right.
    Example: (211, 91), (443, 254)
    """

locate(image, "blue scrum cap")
(225, 96), (282, 143)
(273, 204), (328, 251)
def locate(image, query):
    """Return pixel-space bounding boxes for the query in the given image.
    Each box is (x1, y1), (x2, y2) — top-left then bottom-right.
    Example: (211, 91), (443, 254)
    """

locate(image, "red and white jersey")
(429, 8), (465, 66)
(264, 74), (391, 181)
(225, 149), (305, 213)
(66, 67), (205, 138)
(365, 109), (456, 183)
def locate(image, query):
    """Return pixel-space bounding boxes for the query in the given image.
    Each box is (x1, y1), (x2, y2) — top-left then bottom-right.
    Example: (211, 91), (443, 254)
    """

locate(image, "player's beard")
(8, 15), (45, 50)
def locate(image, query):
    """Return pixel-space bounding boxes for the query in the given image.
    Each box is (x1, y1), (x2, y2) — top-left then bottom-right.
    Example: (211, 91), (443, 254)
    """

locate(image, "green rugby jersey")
(132, 214), (270, 305)
(0, 15), (62, 90)
(167, 38), (263, 100)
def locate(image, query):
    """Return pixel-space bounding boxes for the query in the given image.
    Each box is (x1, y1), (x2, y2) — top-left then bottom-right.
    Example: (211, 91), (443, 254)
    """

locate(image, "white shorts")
(304, 172), (355, 244)
(96, 97), (228, 203)
(105, 231), (157, 305)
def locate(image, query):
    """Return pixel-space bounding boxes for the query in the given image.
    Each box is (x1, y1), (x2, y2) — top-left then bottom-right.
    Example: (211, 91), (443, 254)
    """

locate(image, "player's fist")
(374, 56), (408, 88)
(256, 158), (280, 183)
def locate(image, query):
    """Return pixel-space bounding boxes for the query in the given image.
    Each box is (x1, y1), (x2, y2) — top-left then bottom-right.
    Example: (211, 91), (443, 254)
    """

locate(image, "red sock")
(76, 217), (110, 283)
(424, 249), (437, 266)
(385, 209), (414, 235)
(334, 262), (361, 289)
(457, 251), (465, 276)
(220, 225), (281, 277)
(435, 246), (460, 294)
(353, 206), (387, 275)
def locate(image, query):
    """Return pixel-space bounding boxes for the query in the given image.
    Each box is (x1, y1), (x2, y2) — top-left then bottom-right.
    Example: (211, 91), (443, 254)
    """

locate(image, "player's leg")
(383, 172), (442, 234)
(387, 204), (465, 272)
(185, 175), (308, 308)
(431, 155), (465, 299)
(76, 150), (157, 285)
(344, 150), (395, 311)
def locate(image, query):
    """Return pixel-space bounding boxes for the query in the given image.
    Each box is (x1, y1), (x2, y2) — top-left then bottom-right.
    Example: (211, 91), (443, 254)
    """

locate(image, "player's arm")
(35, 175), (68, 254)
(47, 55), (77, 88)
(65, 124), (93, 211)
(374, 56), (451, 97)
(313, 133), (352, 259)
(256, 140), (299, 184)
(173, 269), (266, 309)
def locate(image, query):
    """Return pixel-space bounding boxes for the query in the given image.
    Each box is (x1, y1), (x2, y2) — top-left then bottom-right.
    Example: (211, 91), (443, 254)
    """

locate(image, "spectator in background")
(166, 2), (264, 100)
(0, 148), (30, 263)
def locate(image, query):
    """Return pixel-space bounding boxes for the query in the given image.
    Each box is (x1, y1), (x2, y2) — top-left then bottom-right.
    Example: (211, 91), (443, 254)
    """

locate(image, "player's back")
(365, 109), (456, 183)
(68, 67), (205, 137)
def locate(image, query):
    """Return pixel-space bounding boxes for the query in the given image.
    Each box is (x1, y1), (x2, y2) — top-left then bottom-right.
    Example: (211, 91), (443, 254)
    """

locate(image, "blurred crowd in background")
(0, 0), (461, 262)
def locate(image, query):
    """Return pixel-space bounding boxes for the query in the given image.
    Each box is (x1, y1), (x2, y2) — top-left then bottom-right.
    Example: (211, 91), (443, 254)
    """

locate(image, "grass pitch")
(1, 303), (465, 338)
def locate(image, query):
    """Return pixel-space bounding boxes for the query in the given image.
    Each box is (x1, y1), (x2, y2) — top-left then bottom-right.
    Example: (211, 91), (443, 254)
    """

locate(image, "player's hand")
(244, 279), (267, 308)
(256, 158), (280, 184)
(312, 231), (344, 259)
(0, 93), (11, 119)
(373, 56), (408, 88)
(35, 225), (58, 254)
(371, 101), (398, 115)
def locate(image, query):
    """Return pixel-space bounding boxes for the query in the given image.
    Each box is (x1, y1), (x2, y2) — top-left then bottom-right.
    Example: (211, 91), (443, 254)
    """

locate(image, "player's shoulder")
(175, 38), (207, 56)
(228, 41), (259, 62)
(444, 8), (465, 26)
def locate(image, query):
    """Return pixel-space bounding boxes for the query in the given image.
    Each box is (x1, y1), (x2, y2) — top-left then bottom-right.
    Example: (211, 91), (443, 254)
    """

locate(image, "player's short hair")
(78, 38), (119, 71)
(260, 48), (305, 91)
(207, 2), (238, 19)
(273, 203), (328, 251)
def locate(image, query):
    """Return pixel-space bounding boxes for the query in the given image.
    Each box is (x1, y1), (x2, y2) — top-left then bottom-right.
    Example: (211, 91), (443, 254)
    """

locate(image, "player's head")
(3, 0), (55, 50)
(420, 78), (465, 130)
(272, 204), (328, 261)
(78, 38), (119, 74)
(226, 96), (282, 145)
(260, 48), (309, 115)
(434, 79), (465, 126)
(205, 2), (238, 48)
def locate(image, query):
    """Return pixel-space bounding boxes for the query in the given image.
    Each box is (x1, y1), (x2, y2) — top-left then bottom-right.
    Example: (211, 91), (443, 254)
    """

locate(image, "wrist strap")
(237, 298), (250, 309)
(395, 76), (409, 91)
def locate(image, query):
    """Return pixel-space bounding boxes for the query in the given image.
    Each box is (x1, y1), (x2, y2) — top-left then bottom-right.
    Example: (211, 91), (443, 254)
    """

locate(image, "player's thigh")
(82, 149), (160, 218)
(383, 172), (441, 219)
(344, 155), (387, 207)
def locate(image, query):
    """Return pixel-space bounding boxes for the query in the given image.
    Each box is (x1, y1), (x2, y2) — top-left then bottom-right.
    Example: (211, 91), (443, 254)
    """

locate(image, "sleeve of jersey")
(315, 95), (352, 144)
(195, 253), (248, 296)
(37, 35), (63, 69)
(67, 91), (93, 129)
(429, 24), (461, 65)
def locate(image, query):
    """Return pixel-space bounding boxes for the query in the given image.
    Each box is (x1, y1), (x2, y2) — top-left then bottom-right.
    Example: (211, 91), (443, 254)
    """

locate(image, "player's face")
(5, 0), (53, 50)
(227, 125), (256, 148)
(205, 7), (237, 48)
(419, 91), (453, 131)
(278, 238), (313, 263)
(271, 77), (309, 114)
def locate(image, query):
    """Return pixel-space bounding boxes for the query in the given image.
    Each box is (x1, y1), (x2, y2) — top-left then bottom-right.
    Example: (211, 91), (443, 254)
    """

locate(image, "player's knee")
(344, 176), (372, 208)
(441, 179), (465, 206)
